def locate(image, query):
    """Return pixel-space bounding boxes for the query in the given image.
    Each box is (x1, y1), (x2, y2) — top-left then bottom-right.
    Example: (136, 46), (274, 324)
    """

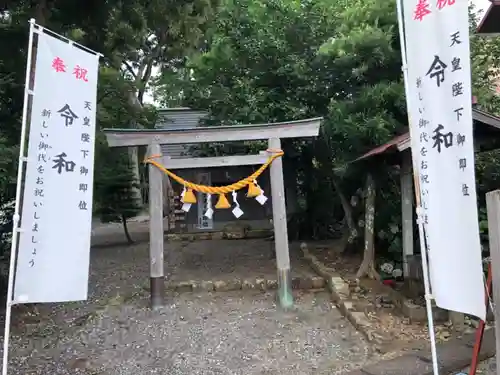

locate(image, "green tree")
(0, 0), (218, 238)
(168, 0), (406, 275)
(171, 0), (500, 276)
(469, 4), (500, 243)
(177, 0), (352, 241)
(469, 4), (500, 115)
(0, 137), (18, 290)
(317, 0), (406, 277)
(94, 144), (142, 244)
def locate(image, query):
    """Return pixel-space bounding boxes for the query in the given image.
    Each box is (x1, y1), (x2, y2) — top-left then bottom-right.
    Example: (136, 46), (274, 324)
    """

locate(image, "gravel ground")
(166, 239), (316, 282)
(0, 224), (376, 374)
(3, 290), (374, 374)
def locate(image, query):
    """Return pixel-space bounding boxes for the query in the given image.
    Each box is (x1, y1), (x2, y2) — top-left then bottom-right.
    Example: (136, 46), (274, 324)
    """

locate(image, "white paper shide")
(403, 0), (486, 319)
(14, 31), (99, 303)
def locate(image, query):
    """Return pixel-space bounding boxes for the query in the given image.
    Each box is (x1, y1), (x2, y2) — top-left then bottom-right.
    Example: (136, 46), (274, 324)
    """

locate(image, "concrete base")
(277, 268), (294, 308)
(150, 277), (165, 310)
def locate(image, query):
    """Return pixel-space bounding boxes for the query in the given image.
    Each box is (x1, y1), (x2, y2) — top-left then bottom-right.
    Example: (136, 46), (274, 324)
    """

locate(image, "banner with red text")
(14, 30), (99, 303)
(402, 0), (486, 320)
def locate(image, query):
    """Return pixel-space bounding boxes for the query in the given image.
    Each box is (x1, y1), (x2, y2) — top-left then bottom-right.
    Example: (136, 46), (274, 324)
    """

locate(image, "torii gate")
(103, 117), (322, 309)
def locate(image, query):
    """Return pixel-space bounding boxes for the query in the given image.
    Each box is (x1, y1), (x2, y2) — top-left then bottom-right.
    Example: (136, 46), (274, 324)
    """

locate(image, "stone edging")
(165, 229), (272, 242)
(300, 243), (375, 342)
(165, 275), (326, 293)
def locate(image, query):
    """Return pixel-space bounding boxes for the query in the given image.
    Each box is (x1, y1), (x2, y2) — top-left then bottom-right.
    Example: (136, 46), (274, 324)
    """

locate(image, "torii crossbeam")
(103, 117), (322, 309)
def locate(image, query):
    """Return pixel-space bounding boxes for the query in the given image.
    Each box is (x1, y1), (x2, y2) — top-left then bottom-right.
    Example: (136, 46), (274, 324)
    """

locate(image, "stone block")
(226, 279), (242, 291)
(449, 311), (465, 331)
(190, 280), (200, 291)
(175, 281), (193, 293)
(433, 306), (448, 321)
(311, 276), (325, 289)
(299, 277), (313, 289)
(214, 280), (229, 292)
(211, 232), (224, 240)
(343, 301), (355, 311)
(401, 300), (448, 323)
(415, 341), (472, 373)
(167, 234), (182, 241)
(247, 229), (273, 239)
(222, 223), (249, 239)
(354, 330), (496, 375)
(414, 330), (495, 374)
(310, 258), (323, 271)
(242, 279), (256, 290)
(316, 265), (331, 279)
(291, 277), (301, 289)
(330, 276), (350, 299)
(362, 354), (433, 375)
(199, 280), (214, 292)
(350, 311), (371, 330)
(255, 278), (266, 290)
(386, 287), (404, 310)
(400, 300), (422, 321)
(266, 279), (278, 289)
(474, 329), (496, 365)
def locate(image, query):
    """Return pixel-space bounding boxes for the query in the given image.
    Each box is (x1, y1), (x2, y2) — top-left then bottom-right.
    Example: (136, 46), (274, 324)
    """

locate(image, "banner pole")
(2, 18), (36, 375)
(395, 0), (439, 373)
(416, 207), (440, 375)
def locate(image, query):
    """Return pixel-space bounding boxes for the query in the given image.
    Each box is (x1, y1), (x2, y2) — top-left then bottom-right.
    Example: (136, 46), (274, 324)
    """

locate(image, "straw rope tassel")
(215, 194), (231, 209)
(247, 180), (262, 198)
(182, 188), (196, 204)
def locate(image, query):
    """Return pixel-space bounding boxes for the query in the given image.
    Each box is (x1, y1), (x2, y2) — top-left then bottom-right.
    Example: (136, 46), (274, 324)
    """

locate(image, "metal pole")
(416, 208), (440, 375)
(395, 0), (439, 373)
(2, 18), (36, 375)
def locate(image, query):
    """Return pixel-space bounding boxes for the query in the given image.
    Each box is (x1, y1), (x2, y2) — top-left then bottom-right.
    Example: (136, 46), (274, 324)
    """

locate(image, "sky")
(142, 73), (158, 105)
(142, 0), (493, 107)
(473, 0), (490, 16)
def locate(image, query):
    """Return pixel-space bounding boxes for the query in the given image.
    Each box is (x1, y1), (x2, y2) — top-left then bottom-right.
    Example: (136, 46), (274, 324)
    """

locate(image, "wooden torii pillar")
(103, 117), (322, 309)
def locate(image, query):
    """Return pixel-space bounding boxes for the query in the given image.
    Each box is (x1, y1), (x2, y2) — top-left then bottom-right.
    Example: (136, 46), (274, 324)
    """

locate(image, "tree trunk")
(128, 147), (142, 205)
(124, 58), (156, 207)
(356, 173), (380, 280)
(121, 214), (134, 244)
(332, 176), (358, 252)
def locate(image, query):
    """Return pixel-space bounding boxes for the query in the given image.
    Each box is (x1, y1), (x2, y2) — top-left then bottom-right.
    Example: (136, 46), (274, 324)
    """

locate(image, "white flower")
(380, 262), (394, 274)
(392, 268), (403, 278)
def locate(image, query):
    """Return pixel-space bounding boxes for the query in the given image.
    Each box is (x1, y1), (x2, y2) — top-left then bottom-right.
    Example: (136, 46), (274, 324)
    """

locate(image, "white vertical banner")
(13, 30), (99, 303)
(403, 0), (486, 320)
